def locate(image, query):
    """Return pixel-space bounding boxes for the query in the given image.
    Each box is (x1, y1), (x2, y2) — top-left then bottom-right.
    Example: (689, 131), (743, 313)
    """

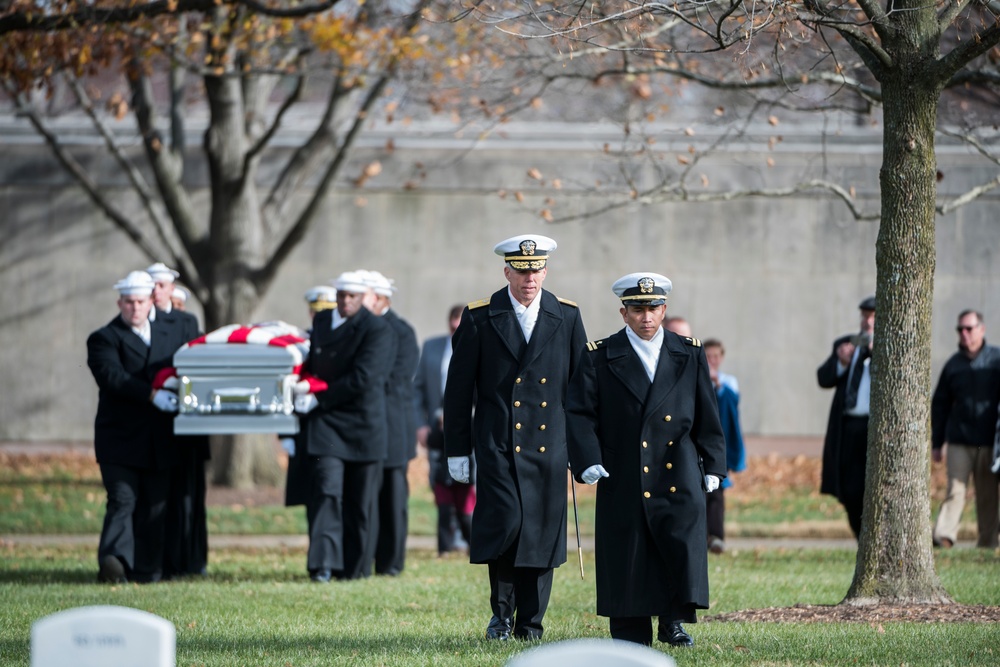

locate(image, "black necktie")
(844, 345), (870, 410)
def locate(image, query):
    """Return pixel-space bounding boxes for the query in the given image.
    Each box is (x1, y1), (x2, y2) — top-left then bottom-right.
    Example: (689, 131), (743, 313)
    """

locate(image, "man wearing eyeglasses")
(930, 310), (1000, 549)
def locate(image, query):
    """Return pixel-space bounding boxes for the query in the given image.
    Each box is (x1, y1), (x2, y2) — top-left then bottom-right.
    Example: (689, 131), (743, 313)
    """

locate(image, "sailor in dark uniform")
(87, 271), (186, 583)
(296, 271), (396, 582)
(444, 234), (588, 640)
(364, 270), (420, 576)
(146, 262), (209, 578)
(566, 272), (726, 647)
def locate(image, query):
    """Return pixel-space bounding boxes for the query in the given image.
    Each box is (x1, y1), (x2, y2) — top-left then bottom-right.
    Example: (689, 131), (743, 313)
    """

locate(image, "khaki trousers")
(933, 444), (999, 548)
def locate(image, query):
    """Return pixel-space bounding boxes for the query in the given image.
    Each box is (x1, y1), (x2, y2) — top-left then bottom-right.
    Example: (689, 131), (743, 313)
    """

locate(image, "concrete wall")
(2, 122), (999, 448)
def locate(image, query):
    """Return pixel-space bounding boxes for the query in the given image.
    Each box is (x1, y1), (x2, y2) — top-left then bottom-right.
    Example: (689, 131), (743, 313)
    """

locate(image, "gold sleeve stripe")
(467, 298), (490, 310)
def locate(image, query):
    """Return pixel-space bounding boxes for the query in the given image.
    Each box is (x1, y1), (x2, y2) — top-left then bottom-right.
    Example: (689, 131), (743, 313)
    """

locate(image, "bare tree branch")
(1, 82), (166, 259)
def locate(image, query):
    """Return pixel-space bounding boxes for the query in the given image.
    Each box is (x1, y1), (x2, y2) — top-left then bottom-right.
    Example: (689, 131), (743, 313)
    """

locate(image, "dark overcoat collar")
(487, 288), (564, 366)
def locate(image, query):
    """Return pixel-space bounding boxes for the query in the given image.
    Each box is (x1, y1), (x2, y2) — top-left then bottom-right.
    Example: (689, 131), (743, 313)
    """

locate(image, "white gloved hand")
(294, 393), (318, 414)
(448, 456), (471, 484)
(152, 389), (179, 413)
(581, 464), (610, 485)
(704, 474), (721, 493)
(280, 437), (296, 457)
(292, 379), (311, 396)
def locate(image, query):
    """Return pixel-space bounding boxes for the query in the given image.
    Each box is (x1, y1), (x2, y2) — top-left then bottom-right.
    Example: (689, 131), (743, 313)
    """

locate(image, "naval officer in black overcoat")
(298, 270), (396, 582)
(87, 270), (187, 583)
(566, 272), (726, 647)
(443, 234), (588, 640)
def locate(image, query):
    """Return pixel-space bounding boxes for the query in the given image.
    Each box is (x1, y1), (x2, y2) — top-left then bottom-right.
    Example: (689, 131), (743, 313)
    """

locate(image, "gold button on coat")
(539, 447), (546, 453)
(664, 415), (672, 422)
(539, 425), (546, 431)
(643, 491), (651, 498)
(668, 441), (674, 446)
(516, 378), (522, 384)
(515, 446), (521, 453)
(643, 466), (649, 473)
(540, 401), (547, 408)
(514, 401), (521, 407)
(515, 423), (522, 430)
(666, 463), (673, 469)
(670, 486), (676, 493)
(540, 378), (547, 384)
(642, 441), (648, 448)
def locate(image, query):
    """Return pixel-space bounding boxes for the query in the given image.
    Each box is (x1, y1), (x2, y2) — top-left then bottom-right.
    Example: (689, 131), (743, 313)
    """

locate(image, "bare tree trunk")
(846, 30), (951, 604)
(200, 72), (283, 489)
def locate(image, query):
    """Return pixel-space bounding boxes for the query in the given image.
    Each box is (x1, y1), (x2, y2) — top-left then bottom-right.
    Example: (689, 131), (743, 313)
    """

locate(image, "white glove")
(581, 464), (609, 485)
(280, 437), (296, 457)
(448, 456), (471, 484)
(292, 379), (311, 396)
(294, 393), (318, 414)
(704, 474), (721, 493)
(152, 389), (178, 413)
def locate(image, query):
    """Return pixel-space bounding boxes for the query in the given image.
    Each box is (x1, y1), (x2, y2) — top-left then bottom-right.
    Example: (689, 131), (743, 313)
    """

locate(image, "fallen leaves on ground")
(707, 602), (1000, 623)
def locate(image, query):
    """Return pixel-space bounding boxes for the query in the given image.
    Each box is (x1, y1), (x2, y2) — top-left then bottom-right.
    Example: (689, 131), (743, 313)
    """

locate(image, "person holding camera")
(817, 295), (876, 538)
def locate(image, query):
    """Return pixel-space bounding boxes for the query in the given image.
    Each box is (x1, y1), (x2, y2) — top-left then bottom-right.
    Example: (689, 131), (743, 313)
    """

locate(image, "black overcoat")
(87, 315), (187, 471)
(817, 334), (852, 500)
(383, 310), (420, 468)
(566, 328), (726, 618)
(444, 287), (587, 568)
(305, 307), (396, 462)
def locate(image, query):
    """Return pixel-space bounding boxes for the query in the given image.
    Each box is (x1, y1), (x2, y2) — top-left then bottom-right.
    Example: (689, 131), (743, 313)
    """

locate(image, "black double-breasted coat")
(566, 328), (726, 618)
(305, 307), (396, 462)
(443, 287), (587, 568)
(87, 315), (187, 471)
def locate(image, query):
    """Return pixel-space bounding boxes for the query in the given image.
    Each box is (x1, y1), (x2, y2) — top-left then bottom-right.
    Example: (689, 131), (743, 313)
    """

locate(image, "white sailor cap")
(493, 234), (557, 271)
(172, 285), (190, 303)
(333, 270), (372, 295)
(145, 262), (180, 283)
(114, 270), (155, 296)
(304, 285), (337, 312)
(612, 272), (672, 306)
(363, 270), (396, 297)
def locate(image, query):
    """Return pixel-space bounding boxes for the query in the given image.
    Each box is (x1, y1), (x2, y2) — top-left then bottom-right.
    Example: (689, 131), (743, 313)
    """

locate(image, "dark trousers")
(163, 443), (208, 578)
(306, 456), (381, 579)
(488, 556), (554, 639)
(98, 462), (171, 583)
(706, 487), (725, 540)
(374, 465), (409, 575)
(839, 415), (869, 538)
(609, 616), (682, 646)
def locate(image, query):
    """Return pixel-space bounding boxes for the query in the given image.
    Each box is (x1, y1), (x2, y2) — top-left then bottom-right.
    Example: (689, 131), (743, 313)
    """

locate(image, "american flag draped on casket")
(164, 321), (324, 435)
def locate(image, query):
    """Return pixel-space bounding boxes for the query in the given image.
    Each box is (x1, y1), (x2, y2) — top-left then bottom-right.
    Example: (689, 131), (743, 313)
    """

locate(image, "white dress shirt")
(508, 289), (542, 343)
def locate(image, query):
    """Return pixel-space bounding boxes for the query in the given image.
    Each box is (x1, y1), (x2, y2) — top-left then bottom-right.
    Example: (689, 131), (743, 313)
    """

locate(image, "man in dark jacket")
(297, 270), (396, 581)
(87, 270), (187, 583)
(444, 234), (587, 641)
(566, 272), (726, 647)
(817, 295), (876, 538)
(931, 309), (1000, 548)
(364, 270), (420, 576)
(146, 261), (209, 578)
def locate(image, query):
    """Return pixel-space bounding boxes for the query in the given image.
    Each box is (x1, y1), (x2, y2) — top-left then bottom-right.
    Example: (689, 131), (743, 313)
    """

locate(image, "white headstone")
(505, 638), (676, 667)
(31, 605), (175, 667)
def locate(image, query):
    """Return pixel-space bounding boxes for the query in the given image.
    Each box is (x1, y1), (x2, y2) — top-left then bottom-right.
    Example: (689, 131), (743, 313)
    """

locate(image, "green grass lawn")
(1, 546), (997, 666)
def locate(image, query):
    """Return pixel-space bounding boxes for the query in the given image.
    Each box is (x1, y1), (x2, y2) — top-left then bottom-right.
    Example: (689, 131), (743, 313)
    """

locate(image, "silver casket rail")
(173, 339), (302, 435)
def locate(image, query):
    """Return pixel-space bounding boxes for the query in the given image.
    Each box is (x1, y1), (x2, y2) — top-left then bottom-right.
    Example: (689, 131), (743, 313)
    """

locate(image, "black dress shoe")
(485, 615), (512, 640)
(658, 621), (694, 647)
(310, 569), (332, 583)
(98, 555), (127, 584)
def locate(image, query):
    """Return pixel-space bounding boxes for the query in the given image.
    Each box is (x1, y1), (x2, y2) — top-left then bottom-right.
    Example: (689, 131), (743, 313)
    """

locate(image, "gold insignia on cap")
(508, 258), (546, 270)
(520, 239), (536, 256)
(638, 277), (655, 294)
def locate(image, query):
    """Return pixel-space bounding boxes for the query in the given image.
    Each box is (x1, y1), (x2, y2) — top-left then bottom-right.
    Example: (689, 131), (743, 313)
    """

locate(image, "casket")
(172, 322), (308, 435)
